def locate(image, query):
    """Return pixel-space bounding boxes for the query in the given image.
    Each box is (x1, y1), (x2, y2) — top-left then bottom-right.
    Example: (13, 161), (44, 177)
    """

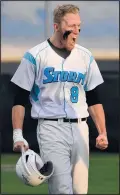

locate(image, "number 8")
(70, 86), (79, 103)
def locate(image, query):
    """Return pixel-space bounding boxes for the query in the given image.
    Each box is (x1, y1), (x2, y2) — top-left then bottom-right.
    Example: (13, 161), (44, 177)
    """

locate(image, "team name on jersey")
(43, 67), (86, 84)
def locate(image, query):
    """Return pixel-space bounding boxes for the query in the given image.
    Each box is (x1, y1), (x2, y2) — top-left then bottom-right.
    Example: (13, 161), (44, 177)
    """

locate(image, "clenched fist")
(96, 134), (108, 150)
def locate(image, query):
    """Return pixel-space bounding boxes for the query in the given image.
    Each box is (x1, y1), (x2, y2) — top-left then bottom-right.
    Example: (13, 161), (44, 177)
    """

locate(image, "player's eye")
(68, 24), (74, 28)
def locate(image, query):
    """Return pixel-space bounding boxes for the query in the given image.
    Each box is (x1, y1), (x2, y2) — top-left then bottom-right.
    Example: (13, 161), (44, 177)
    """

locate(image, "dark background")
(1, 59), (119, 153)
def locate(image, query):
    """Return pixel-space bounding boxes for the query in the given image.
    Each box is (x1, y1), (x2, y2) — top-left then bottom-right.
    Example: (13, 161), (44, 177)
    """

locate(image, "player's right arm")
(12, 105), (27, 152)
(11, 85), (30, 152)
(11, 52), (36, 152)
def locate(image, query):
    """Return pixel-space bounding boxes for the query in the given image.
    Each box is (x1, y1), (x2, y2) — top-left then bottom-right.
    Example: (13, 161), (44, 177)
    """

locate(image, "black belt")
(44, 118), (87, 123)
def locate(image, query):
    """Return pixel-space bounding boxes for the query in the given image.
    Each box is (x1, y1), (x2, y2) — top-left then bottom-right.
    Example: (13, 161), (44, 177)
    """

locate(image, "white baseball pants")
(37, 119), (89, 194)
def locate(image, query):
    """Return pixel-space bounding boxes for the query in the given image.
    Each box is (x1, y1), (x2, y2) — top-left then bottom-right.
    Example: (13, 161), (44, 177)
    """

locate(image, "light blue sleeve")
(11, 52), (36, 91)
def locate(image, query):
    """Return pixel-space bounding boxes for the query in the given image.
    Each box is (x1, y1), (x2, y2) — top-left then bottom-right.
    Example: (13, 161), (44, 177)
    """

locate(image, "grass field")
(1, 152), (119, 194)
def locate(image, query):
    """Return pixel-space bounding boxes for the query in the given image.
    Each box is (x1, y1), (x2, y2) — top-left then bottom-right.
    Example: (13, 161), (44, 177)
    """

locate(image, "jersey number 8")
(70, 86), (79, 103)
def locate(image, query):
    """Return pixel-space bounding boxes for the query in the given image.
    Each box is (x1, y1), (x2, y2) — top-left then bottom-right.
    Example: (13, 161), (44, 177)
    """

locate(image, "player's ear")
(54, 23), (59, 32)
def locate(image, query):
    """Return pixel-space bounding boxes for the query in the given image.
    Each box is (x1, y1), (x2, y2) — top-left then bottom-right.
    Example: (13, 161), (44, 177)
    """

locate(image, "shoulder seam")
(36, 43), (50, 59)
(75, 45), (91, 57)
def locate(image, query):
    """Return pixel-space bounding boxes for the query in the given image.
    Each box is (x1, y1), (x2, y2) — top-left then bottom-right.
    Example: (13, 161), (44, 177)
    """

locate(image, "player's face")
(59, 13), (81, 50)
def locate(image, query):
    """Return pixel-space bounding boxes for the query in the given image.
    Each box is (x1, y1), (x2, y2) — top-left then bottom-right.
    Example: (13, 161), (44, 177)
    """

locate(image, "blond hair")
(53, 4), (80, 23)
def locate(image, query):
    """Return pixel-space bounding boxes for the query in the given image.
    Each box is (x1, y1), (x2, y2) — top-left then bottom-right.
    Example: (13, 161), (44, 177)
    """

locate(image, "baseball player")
(11, 4), (108, 194)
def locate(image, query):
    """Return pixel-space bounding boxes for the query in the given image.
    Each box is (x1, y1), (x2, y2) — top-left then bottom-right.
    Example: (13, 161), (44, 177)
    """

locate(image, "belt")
(43, 118), (87, 123)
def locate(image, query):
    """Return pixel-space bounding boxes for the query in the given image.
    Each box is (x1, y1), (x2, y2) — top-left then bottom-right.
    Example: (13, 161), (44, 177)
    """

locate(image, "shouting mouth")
(71, 37), (76, 44)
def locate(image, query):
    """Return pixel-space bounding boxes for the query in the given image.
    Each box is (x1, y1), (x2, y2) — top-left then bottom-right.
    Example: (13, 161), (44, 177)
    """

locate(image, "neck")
(50, 34), (64, 49)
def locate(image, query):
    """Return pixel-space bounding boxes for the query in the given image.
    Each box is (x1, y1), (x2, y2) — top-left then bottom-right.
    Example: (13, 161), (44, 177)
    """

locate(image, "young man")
(11, 4), (108, 194)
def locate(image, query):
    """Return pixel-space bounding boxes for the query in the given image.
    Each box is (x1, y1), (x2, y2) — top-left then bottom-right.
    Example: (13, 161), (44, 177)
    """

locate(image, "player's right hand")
(13, 139), (29, 152)
(13, 129), (29, 152)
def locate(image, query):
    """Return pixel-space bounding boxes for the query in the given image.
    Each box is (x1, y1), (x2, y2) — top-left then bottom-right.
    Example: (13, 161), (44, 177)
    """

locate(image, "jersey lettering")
(43, 67), (85, 84)
(75, 73), (86, 85)
(52, 71), (61, 82)
(60, 71), (69, 81)
(67, 71), (77, 82)
(43, 67), (54, 83)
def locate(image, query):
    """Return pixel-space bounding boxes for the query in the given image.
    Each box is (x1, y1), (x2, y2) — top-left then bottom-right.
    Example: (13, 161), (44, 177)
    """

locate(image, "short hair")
(53, 4), (80, 23)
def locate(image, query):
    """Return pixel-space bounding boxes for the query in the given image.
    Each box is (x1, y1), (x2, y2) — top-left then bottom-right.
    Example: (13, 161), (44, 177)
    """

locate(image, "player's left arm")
(88, 103), (107, 135)
(85, 55), (108, 150)
(88, 104), (108, 150)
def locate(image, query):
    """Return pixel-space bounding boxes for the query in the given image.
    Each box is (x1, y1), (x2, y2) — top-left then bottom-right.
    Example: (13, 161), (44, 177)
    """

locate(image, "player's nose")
(73, 27), (80, 35)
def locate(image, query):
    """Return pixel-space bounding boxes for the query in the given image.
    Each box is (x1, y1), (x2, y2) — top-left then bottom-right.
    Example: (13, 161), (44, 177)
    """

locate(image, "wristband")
(13, 129), (24, 144)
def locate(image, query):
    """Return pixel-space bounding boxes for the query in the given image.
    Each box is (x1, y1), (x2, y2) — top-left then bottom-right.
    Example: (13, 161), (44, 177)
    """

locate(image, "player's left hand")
(96, 134), (108, 150)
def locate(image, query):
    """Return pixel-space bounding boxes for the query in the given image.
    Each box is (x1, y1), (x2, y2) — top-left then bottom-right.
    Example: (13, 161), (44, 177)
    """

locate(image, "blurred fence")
(0, 60), (119, 153)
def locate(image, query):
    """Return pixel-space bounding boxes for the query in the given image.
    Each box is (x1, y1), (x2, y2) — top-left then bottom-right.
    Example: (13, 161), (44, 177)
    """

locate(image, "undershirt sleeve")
(86, 84), (103, 107)
(10, 82), (30, 107)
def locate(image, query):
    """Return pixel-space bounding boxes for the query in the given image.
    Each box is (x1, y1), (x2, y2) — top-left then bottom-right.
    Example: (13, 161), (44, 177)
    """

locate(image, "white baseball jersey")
(11, 40), (104, 119)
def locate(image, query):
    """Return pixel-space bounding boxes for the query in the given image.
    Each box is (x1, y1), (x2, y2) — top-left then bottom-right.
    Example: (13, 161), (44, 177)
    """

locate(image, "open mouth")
(72, 38), (76, 43)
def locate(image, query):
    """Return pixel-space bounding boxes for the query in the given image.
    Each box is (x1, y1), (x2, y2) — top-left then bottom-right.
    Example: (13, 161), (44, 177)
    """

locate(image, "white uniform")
(11, 40), (104, 194)
(11, 40), (103, 118)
